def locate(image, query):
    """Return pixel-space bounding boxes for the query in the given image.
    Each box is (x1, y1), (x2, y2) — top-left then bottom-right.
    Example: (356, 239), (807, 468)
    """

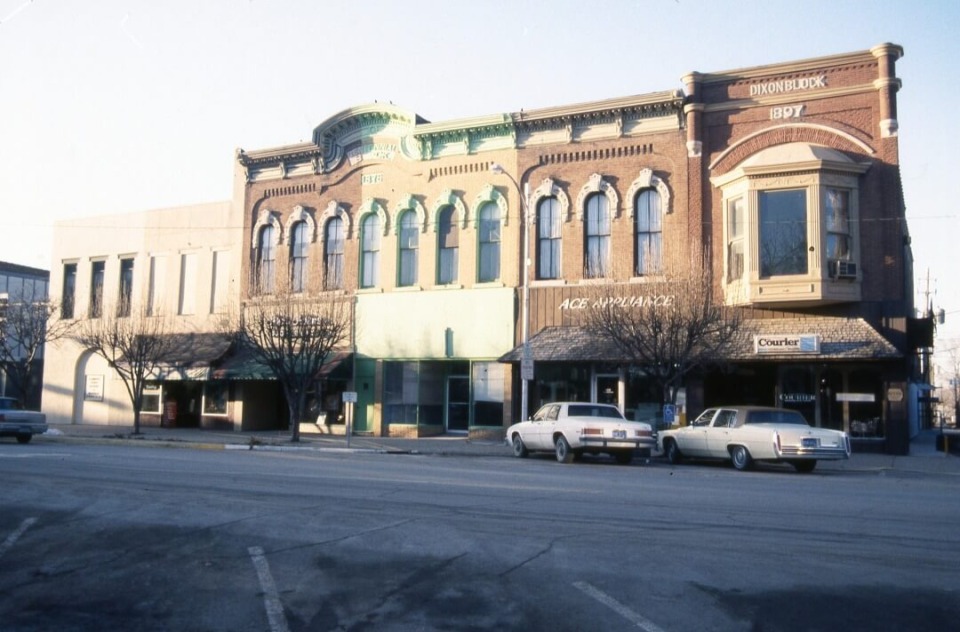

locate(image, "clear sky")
(2, 0), (959, 356)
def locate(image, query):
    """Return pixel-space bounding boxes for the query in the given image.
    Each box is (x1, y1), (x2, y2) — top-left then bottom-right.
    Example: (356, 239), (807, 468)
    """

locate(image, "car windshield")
(745, 410), (809, 426)
(568, 404), (623, 419)
(0, 398), (21, 410)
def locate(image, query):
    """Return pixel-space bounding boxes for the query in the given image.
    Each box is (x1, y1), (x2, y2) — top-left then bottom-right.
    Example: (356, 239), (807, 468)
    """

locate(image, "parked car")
(506, 402), (657, 465)
(0, 397), (48, 444)
(658, 406), (850, 472)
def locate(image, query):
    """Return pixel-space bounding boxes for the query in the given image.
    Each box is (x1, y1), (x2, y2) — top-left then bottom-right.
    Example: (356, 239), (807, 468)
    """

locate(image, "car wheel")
(791, 460), (817, 473)
(511, 434), (529, 458)
(664, 439), (683, 464)
(16, 434), (31, 444)
(613, 451), (633, 465)
(555, 435), (575, 464)
(730, 445), (753, 471)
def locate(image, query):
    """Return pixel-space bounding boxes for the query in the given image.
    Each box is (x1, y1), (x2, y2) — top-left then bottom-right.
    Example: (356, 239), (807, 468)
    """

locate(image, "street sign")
(342, 391), (357, 403)
(663, 404), (676, 425)
(521, 357), (534, 381)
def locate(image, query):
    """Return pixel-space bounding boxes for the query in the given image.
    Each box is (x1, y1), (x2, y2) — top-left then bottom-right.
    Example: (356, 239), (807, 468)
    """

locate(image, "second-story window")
(537, 197), (561, 280)
(584, 193), (610, 278)
(290, 221), (308, 293)
(255, 225), (276, 294)
(118, 258), (134, 317)
(478, 202), (501, 283)
(635, 189), (662, 276)
(62, 263), (77, 319)
(360, 214), (380, 289)
(398, 210), (419, 287)
(759, 189), (807, 277)
(727, 197), (745, 282)
(324, 217), (344, 291)
(437, 206), (458, 285)
(89, 260), (105, 318)
(825, 188), (852, 261)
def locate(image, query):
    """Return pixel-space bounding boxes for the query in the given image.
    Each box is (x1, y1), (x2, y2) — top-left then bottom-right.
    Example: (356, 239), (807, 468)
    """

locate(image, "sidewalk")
(34, 424), (960, 475)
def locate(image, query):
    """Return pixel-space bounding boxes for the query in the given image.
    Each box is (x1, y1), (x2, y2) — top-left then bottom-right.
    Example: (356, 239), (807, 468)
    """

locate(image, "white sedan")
(506, 402), (657, 465)
(658, 406), (850, 473)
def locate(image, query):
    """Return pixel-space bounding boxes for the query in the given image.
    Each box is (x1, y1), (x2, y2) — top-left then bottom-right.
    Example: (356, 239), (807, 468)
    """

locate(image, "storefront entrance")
(446, 375), (469, 432)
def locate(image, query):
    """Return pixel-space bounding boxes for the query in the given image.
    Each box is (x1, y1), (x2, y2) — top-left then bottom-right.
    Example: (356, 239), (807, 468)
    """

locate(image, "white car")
(0, 396), (48, 444)
(506, 402), (657, 465)
(659, 406), (851, 473)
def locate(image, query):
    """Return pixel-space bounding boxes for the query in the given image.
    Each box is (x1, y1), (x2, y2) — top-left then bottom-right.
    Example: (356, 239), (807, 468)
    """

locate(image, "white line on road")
(573, 581), (667, 632)
(248, 546), (291, 632)
(0, 517), (37, 560)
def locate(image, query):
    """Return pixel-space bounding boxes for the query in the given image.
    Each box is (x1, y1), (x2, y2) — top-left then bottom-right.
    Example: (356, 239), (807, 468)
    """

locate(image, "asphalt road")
(1, 443), (958, 631)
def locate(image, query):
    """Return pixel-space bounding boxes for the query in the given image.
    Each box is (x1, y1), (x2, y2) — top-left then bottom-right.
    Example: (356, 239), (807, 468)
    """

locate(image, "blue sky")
(2, 0), (959, 353)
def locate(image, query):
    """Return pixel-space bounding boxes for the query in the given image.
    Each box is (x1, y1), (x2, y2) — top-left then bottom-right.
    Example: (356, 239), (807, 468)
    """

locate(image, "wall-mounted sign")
(750, 75), (827, 96)
(837, 393), (876, 403)
(347, 142), (398, 165)
(558, 295), (675, 310)
(754, 334), (820, 354)
(781, 393), (816, 403)
(84, 374), (104, 401)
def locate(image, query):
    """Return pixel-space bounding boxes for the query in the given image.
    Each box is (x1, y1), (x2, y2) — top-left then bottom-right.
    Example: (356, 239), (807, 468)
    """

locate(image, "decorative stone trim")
(625, 168), (672, 216)
(358, 199), (389, 236)
(319, 200), (352, 239)
(283, 205), (317, 245)
(393, 194), (428, 234)
(575, 173), (620, 221)
(475, 184), (510, 226)
(252, 209), (282, 248)
(432, 189), (468, 231)
(529, 177), (572, 224)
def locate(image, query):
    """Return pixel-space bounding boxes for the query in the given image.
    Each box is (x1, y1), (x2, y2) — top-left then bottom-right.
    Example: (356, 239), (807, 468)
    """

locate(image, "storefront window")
(142, 382), (162, 414)
(846, 369), (884, 438)
(203, 381), (228, 416)
(534, 364), (590, 410)
(472, 362), (504, 427)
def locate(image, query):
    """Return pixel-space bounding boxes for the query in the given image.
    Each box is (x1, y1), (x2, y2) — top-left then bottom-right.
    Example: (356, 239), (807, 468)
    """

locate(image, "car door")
(705, 409), (738, 457)
(678, 409), (716, 457)
(528, 404), (559, 450)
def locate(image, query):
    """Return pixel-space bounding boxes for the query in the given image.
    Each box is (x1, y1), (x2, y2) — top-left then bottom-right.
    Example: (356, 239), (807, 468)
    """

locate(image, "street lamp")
(490, 163), (532, 422)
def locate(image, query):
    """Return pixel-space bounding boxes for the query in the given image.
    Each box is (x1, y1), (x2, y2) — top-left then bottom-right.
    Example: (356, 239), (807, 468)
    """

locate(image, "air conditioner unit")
(830, 260), (858, 279)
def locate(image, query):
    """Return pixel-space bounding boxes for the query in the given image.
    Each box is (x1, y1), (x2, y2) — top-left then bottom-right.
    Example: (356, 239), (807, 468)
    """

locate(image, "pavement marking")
(248, 546), (291, 632)
(0, 517), (37, 560)
(573, 581), (667, 632)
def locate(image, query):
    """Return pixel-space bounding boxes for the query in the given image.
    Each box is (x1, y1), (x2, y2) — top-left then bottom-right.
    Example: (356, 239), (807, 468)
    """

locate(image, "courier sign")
(754, 334), (820, 355)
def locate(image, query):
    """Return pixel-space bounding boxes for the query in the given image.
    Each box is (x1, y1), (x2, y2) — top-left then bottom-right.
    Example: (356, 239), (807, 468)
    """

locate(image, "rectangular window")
(759, 189), (807, 277)
(537, 199), (561, 280)
(825, 188), (851, 260)
(89, 260), (105, 318)
(727, 197), (745, 282)
(210, 250), (230, 314)
(438, 210), (459, 285)
(148, 256), (167, 316)
(203, 381), (229, 415)
(142, 382), (162, 413)
(178, 253), (197, 315)
(118, 258), (134, 317)
(472, 362), (504, 427)
(62, 263), (77, 319)
(384, 361), (419, 424)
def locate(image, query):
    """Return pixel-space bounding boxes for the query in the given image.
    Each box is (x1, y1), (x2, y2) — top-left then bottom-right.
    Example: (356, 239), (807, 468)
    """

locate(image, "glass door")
(446, 376), (470, 432)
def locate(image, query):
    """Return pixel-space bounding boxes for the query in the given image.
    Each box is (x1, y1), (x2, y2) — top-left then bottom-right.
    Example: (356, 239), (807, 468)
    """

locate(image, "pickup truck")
(505, 401), (657, 464)
(0, 396), (48, 444)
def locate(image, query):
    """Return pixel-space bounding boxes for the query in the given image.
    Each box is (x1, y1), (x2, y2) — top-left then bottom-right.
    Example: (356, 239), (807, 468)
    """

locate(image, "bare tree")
(223, 285), (352, 442)
(74, 301), (179, 434)
(0, 290), (74, 407)
(580, 250), (742, 407)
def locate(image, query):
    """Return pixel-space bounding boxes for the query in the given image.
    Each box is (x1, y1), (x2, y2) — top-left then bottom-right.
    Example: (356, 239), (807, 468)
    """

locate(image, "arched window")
(290, 221), (308, 292)
(584, 193), (610, 278)
(360, 214), (380, 289)
(398, 210), (418, 287)
(437, 206), (458, 285)
(256, 224), (276, 294)
(324, 217), (344, 290)
(635, 189), (662, 275)
(537, 197), (561, 280)
(478, 202), (501, 282)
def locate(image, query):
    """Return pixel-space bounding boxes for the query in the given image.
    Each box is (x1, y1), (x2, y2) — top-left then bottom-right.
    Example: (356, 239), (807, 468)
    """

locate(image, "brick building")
(45, 44), (922, 453)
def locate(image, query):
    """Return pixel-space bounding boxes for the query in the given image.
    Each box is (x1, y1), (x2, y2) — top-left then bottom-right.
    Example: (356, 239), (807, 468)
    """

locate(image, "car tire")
(730, 445), (753, 471)
(16, 434), (31, 444)
(664, 439), (683, 464)
(613, 451), (633, 465)
(511, 434), (529, 458)
(555, 435), (575, 464)
(791, 459), (817, 473)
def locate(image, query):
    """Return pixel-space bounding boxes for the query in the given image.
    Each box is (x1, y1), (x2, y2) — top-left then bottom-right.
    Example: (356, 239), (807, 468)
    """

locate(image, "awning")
(499, 317), (902, 364)
(210, 349), (353, 381)
(148, 333), (233, 381)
